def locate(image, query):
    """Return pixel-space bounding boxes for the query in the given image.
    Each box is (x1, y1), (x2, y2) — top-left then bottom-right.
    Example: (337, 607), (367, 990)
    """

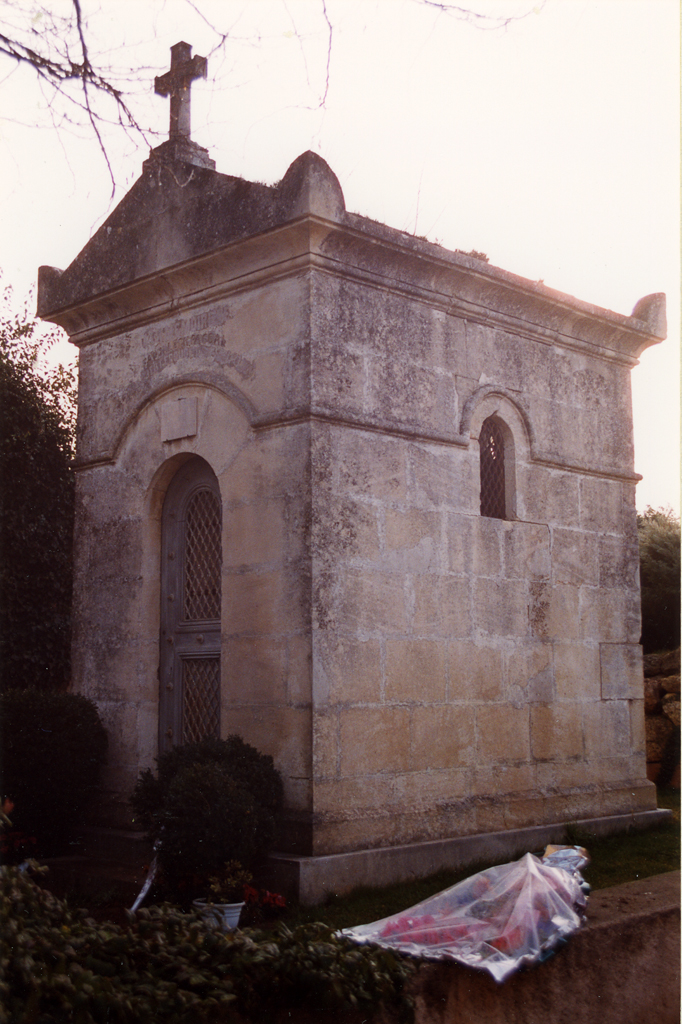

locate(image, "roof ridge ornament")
(155, 41), (207, 143)
(145, 41), (216, 172)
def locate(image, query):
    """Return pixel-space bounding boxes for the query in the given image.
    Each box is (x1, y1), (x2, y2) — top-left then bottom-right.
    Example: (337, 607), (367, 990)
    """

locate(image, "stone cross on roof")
(155, 41), (208, 143)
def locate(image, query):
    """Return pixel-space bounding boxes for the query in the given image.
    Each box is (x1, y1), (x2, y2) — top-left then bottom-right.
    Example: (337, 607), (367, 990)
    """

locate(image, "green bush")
(638, 506), (681, 654)
(0, 293), (76, 692)
(0, 862), (415, 1024)
(131, 737), (283, 896)
(0, 689), (107, 856)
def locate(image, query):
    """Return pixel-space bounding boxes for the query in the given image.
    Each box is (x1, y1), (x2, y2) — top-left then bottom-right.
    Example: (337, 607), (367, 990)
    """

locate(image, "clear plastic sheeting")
(342, 846), (590, 983)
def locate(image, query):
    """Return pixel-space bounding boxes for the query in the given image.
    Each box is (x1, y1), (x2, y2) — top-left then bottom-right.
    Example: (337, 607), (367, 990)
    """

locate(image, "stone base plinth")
(266, 809), (672, 905)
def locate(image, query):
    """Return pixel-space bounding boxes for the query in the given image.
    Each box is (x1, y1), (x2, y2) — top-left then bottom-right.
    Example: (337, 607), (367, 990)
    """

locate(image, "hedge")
(0, 863), (415, 1024)
(0, 689), (107, 857)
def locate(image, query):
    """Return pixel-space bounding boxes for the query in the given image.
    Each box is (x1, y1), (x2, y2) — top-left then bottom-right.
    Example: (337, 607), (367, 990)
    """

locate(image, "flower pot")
(193, 898), (244, 931)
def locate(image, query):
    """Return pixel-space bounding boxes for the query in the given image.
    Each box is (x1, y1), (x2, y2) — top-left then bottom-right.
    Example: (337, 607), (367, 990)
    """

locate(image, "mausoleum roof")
(37, 149), (666, 361)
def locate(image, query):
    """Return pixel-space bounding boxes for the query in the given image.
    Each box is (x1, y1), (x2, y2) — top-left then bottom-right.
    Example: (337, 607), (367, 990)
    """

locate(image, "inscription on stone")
(143, 334), (255, 381)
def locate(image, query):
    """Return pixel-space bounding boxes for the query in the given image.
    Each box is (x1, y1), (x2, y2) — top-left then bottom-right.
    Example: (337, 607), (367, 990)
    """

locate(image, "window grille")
(160, 459), (223, 754)
(480, 417), (506, 519)
(184, 488), (222, 620)
(181, 657), (220, 743)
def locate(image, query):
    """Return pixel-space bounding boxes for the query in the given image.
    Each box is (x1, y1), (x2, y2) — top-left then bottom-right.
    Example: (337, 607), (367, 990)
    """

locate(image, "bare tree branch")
(283, 0), (314, 91)
(72, 0), (115, 193)
(182, 0), (230, 56)
(407, 0), (547, 29)
(320, 0), (333, 108)
(0, 0), (547, 188)
(0, 0), (148, 182)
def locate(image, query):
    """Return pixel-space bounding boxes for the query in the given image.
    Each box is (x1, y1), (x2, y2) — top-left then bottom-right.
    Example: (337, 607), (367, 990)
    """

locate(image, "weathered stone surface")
(338, 707), (412, 776)
(579, 586), (641, 644)
(446, 641), (502, 702)
(553, 642), (601, 701)
(385, 639), (447, 703)
(646, 714), (676, 761)
(629, 699), (647, 755)
(531, 704), (584, 761)
(583, 700), (630, 760)
(476, 705), (531, 764)
(662, 693), (681, 727)
(38, 151), (345, 319)
(600, 642), (644, 700)
(661, 673), (681, 694)
(643, 648), (681, 677)
(506, 644), (554, 704)
(644, 673), (681, 772)
(644, 676), (665, 714)
(39, 144), (663, 845)
(519, 466), (581, 527)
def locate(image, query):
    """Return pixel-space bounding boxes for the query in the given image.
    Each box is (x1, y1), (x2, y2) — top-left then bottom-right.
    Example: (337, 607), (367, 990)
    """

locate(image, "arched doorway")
(159, 457), (222, 752)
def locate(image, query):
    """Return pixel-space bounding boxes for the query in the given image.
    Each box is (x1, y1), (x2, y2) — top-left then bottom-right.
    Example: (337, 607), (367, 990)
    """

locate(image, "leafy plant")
(0, 688), (107, 856)
(0, 287), (76, 692)
(131, 736), (283, 899)
(1, 862), (415, 1024)
(637, 506), (681, 654)
(206, 861), (253, 904)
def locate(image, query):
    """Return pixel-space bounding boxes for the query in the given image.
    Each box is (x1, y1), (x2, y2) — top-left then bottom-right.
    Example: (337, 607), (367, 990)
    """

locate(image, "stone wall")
(305, 265), (652, 854)
(69, 273), (315, 832)
(644, 649), (681, 786)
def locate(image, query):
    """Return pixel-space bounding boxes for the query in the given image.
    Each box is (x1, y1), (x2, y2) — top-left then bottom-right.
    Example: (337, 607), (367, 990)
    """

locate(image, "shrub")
(0, 291), (76, 692)
(638, 506), (681, 654)
(131, 736), (283, 896)
(0, 688), (107, 856)
(1, 862), (416, 1024)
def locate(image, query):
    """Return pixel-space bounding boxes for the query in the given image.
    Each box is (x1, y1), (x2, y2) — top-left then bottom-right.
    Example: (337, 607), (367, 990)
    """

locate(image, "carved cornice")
(40, 213), (664, 370)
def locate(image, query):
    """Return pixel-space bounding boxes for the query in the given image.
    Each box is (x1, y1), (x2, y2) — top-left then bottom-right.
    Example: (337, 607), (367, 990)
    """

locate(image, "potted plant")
(192, 860), (253, 930)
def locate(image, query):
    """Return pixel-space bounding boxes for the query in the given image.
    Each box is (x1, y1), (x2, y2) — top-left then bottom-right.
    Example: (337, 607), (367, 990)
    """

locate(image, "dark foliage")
(0, 298), (76, 691)
(0, 862), (415, 1024)
(0, 688), (107, 856)
(637, 507), (681, 654)
(131, 737), (284, 896)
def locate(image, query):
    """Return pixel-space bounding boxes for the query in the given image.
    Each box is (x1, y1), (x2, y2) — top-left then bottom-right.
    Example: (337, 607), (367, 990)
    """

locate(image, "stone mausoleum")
(38, 45), (667, 901)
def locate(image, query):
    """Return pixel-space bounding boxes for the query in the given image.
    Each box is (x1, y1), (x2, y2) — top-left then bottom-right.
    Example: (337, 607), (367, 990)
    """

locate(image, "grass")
(284, 787), (680, 932)
(579, 786), (680, 892)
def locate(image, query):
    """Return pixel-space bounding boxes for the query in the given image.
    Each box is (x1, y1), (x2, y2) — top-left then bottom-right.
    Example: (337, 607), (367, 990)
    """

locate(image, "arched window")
(479, 416), (507, 519)
(159, 458), (222, 751)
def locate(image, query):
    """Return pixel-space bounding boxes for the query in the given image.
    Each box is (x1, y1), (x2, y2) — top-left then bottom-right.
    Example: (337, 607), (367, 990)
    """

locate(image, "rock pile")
(644, 648), (680, 787)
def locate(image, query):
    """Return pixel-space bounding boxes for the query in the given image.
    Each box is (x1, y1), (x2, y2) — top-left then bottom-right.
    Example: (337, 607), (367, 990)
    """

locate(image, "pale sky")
(1, 0), (679, 513)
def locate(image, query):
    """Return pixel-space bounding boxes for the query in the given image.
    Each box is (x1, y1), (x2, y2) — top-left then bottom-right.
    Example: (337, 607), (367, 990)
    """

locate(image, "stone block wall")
(305, 265), (652, 854)
(69, 270), (315, 828)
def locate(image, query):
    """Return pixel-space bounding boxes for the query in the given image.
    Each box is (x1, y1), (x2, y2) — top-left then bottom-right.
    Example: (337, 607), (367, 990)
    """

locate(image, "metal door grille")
(480, 418), (506, 519)
(182, 657), (220, 744)
(184, 489), (221, 620)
